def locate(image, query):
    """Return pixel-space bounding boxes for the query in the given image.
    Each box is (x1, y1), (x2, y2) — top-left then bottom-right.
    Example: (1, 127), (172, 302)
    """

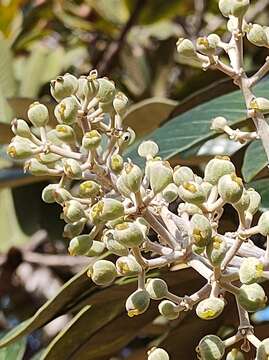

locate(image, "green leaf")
(0, 188), (29, 252)
(0, 337), (26, 360)
(0, 34), (16, 97)
(0, 266), (93, 348)
(126, 79), (269, 163)
(242, 140), (267, 182)
(248, 179), (269, 211)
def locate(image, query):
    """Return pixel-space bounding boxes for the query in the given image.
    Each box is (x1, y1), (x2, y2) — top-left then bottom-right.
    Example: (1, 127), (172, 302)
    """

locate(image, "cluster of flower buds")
(6, 0), (269, 357)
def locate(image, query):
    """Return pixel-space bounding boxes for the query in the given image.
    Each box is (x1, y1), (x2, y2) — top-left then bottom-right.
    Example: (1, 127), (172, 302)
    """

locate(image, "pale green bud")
(201, 181), (214, 199)
(135, 217), (150, 237)
(114, 222), (144, 248)
(113, 91), (128, 115)
(96, 78), (116, 102)
(239, 257), (264, 285)
(196, 34), (220, 55)
(110, 154), (124, 173)
(258, 211), (269, 236)
(83, 70), (99, 99)
(86, 240), (105, 257)
(206, 235), (227, 266)
(63, 200), (85, 223)
(68, 234), (93, 256)
(173, 166), (194, 186)
(149, 160), (173, 194)
(63, 220), (85, 239)
(191, 214), (212, 247)
(219, 0), (233, 17)
(63, 159), (82, 180)
(27, 102), (49, 127)
(116, 255), (142, 276)
(196, 297), (225, 320)
(246, 24), (268, 47)
(42, 184), (58, 203)
(126, 289), (150, 317)
(79, 180), (101, 198)
(233, 189), (250, 212)
(178, 203), (203, 216)
(246, 188), (261, 215)
(76, 76), (88, 101)
(226, 349), (245, 360)
(197, 335), (225, 360)
(103, 230), (128, 256)
(89, 259), (117, 286)
(178, 182), (206, 205)
(54, 96), (79, 125)
(218, 173), (243, 203)
(121, 163), (143, 193)
(55, 124), (75, 143)
(162, 183), (178, 203)
(50, 74), (78, 102)
(158, 300), (180, 320)
(211, 117), (228, 132)
(116, 175), (132, 198)
(237, 283), (267, 312)
(148, 347), (170, 360)
(82, 130), (102, 149)
(256, 338), (269, 360)
(250, 97), (269, 112)
(146, 278), (168, 300)
(138, 140), (159, 159)
(90, 198), (124, 224)
(231, 0), (249, 17)
(204, 156), (235, 185)
(11, 119), (31, 138)
(24, 158), (50, 176)
(38, 152), (61, 164)
(54, 188), (72, 205)
(176, 38), (196, 56)
(7, 139), (33, 159)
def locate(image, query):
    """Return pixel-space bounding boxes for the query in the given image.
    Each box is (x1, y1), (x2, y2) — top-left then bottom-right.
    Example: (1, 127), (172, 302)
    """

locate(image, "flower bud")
(42, 184), (58, 203)
(239, 257), (264, 285)
(246, 188), (261, 215)
(55, 124), (75, 143)
(54, 188), (72, 205)
(116, 175), (132, 198)
(232, 0), (249, 17)
(218, 0), (233, 17)
(226, 349), (245, 360)
(11, 119), (31, 138)
(197, 335), (225, 360)
(196, 297), (225, 320)
(192, 244), (205, 255)
(138, 141), (159, 159)
(135, 217), (149, 237)
(211, 117), (228, 132)
(82, 130), (102, 150)
(63, 200), (85, 223)
(90, 198), (124, 224)
(191, 214), (212, 247)
(196, 34), (220, 55)
(176, 38), (196, 56)
(146, 278), (168, 300)
(50, 74), (78, 102)
(83, 70), (99, 99)
(54, 96), (79, 125)
(258, 211), (269, 236)
(256, 338), (269, 360)
(162, 183), (178, 203)
(96, 78), (116, 103)
(201, 181), (213, 199)
(24, 159), (50, 176)
(110, 154), (124, 173)
(68, 234), (93, 256)
(89, 259), (117, 286)
(173, 166), (194, 186)
(126, 289), (150, 317)
(27, 102), (49, 127)
(116, 255), (142, 276)
(63, 159), (82, 179)
(158, 300), (180, 320)
(178, 203), (203, 216)
(148, 347), (170, 360)
(7, 139), (33, 159)
(249, 97), (269, 112)
(38, 152), (61, 164)
(206, 235), (227, 266)
(204, 156), (235, 185)
(63, 220), (85, 239)
(218, 173), (243, 204)
(86, 240), (105, 257)
(76, 76), (88, 101)
(148, 160), (173, 194)
(246, 24), (268, 47)
(237, 283), (267, 312)
(233, 189), (250, 212)
(79, 180), (101, 198)
(113, 91), (128, 115)
(178, 182), (206, 205)
(103, 230), (128, 256)
(121, 163), (143, 193)
(114, 222), (144, 248)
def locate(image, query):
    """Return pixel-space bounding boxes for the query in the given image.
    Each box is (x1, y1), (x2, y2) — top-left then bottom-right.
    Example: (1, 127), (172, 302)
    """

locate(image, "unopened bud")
(218, 173), (243, 204)
(54, 96), (79, 125)
(50, 74), (78, 102)
(88, 259), (117, 286)
(246, 24), (268, 47)
(116, 255), (142, 276)
(82, 130), (102, 149)
(68, 234), (93, 256)
(114, 222), (144, 248)
(138, 141), (159, 159)
(126, 289), (150, 317)
(211, 117), (228, 132)
(63, 159), (82, 179)
(11, 119), (31, 138)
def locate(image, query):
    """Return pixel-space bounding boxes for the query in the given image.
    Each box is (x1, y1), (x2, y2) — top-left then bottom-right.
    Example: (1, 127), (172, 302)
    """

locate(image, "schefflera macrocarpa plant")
(6, 0), (269, 358)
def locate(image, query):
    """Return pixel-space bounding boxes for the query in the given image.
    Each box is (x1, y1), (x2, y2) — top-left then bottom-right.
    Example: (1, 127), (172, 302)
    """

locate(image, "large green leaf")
(242, 140), (268, 182)
(248, 178), (269, 211)
(126, 79), (269, 162)
(0, 337), (26, 360)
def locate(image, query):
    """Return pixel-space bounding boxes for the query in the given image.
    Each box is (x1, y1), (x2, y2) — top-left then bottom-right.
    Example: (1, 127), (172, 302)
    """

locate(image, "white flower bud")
(138, 140), (159, 159)
(211, 117), (228, 132)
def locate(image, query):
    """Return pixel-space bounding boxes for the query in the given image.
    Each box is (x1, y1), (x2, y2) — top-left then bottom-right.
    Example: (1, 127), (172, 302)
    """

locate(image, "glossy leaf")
(0, 336), (27, 360)
(242, 140), (268, 182)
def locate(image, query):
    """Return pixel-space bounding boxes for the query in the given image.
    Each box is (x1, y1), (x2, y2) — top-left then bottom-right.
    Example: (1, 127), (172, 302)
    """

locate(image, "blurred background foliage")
(1, 0), (269, 359)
